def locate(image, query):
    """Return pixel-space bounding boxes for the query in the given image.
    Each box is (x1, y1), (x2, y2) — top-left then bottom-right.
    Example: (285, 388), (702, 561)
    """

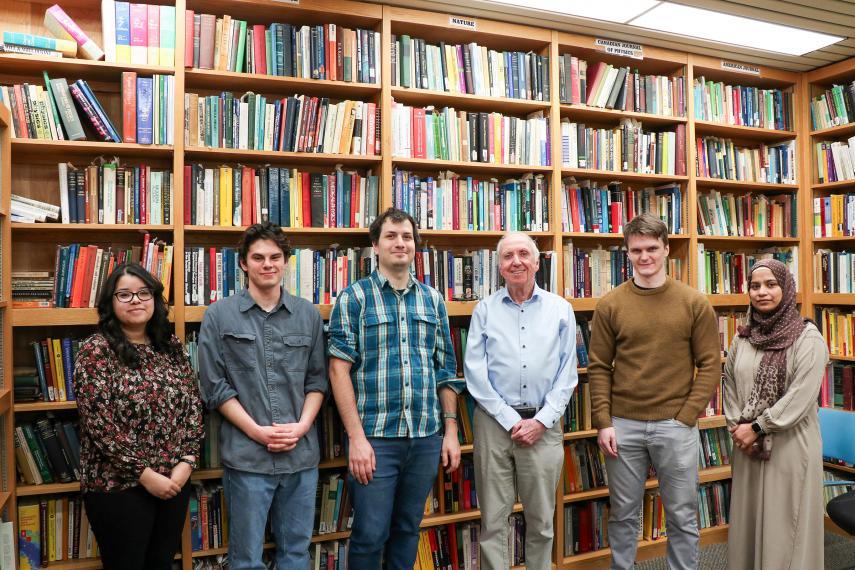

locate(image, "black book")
(53, 418), (80, 480)
(468, 112), (478, 162)
(479, 112), (488, 162)
(310, 173), (325, 228)
(462, 46), (473, 94)
(34, 418), (73, 482)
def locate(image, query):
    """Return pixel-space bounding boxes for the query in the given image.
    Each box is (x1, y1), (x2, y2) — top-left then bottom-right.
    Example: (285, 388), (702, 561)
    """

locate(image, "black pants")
(83, 483), (190, 570)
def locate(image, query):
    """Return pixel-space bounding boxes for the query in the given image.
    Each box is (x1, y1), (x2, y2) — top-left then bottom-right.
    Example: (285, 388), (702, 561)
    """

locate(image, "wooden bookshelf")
(824, 462), (855, 475)
(0, 98), (13, 532)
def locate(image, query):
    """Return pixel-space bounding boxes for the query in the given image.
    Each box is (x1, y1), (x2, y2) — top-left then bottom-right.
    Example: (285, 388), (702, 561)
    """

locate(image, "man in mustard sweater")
(588, 214), (720, 570)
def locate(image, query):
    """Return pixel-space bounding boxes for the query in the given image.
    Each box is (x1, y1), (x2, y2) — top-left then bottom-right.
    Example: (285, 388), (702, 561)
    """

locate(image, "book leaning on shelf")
(815, 307), (854, 359)
(10, 193), (60, 223)
(558, 55), (686, 116)
(393, 170), (549, 231)
(392, 103), (550, 166)
(693, 76), (794, 130)
(810, 81), (855, 130)
(697, 189), (796, 238)
(814, 137), (855, 183)
(813, 249), (854, 293)
(18, 497), (99, 570)
(184, 12), (379, 84)
(696, 245), (798, 295)
(185, 92), (380, 155)
(560, 118), (687, 175)
(819, 361), (854, 411)
(696, 137), (797, 184)
(184, 164), (379, 228)
(391, 35), (549, 101)
(15, 417), (81, 485)
(561, 179), (683, 234)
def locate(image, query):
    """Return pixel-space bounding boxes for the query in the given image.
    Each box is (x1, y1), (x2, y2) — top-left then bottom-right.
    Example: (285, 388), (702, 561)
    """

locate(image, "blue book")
(267, 167), (280, 228)
(31, 342), (49, 400)
(136, 77), (153, 145)
(272, 99), (281, 152)
(64, 244), (78, 307)
(115, 2), (130, 62)
(280, 168), (290, 227)
(134, 167), (141, 223)
(75, 80), (121, 142)
(61, 338), (75, 400)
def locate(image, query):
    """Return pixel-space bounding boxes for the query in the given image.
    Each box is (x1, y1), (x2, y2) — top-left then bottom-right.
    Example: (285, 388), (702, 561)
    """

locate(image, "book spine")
(44, 4), (105, 60)
(68, 83), (111, 141)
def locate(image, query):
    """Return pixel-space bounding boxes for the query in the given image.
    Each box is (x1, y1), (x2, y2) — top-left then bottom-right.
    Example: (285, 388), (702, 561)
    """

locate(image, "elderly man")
(464, 232), (578, 570)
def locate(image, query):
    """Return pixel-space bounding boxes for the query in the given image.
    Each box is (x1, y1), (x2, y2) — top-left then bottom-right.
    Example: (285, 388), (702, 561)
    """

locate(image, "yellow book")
(161, 245), (173, 300)
(18, 503), (41, 570)
(293, 170), (301, 227)
(219, 166), (233, 227)
(47, 499), (56, 562)
(338, 100), (356, 155)
(51, 338), (66, 402)
(218, 15), (232, 71)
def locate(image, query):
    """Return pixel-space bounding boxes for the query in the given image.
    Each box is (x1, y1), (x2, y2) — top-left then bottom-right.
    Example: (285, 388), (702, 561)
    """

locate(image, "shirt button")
(523, 365), (527, 368)
(401, 317), (405, 322)
(403, 338), (407, 343)
(521, 326), (525, 330)
(523, 385), (527, 388)
(522, 345), (526, 348)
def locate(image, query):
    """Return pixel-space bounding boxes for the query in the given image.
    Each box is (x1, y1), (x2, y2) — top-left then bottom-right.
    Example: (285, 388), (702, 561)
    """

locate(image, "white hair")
(496, 232), (539, 259)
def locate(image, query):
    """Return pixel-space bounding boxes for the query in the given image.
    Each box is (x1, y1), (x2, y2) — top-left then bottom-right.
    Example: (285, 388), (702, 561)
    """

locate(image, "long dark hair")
(96, 263), (178, 368)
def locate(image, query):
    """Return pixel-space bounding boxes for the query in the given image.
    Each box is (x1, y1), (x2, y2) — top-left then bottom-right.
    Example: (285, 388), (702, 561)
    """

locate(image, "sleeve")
(587, 302), (617, 429)
(328, 289), (361, 364)
(175, 345), (204, 461)
(304, 310), (330, 395)
(434, 296), (463, 392)
(463, 300), (521, 431)
(198, 305), (239, 410)
(757, 328), (829, 434)
(72, 338), (148, 480)
(722, 336), (741, 429)
(675, 298), (722, 426)
(535, 300), (579, 429)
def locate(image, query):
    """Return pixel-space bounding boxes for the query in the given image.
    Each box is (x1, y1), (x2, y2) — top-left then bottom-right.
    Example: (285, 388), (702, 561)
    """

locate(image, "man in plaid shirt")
(328, 207), (463, 569)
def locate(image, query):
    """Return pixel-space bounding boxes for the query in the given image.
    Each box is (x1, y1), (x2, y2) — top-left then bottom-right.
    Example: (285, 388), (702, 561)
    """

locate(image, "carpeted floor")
(634, 532), (855, 569)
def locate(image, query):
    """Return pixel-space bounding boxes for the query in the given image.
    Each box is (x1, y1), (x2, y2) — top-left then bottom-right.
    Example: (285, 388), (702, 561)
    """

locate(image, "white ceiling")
(376, 0), (855, 72)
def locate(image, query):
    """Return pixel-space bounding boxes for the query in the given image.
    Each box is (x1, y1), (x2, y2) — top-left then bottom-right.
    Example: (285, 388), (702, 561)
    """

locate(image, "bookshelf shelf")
(560, 169), (688, 184)
(0, 491), (11, 512)
(43, 559), (102, 570)
(695, 178), (799, 191)
(190, 546), (227, 558)
(312, 530), (351, 543)
(559, 105), (687, 128)
(564, 430), (597, 441)
(693, 120), (796, 142)
(184, 304), (334, 322)
(562, 466), (732, 505)
(698, 415), (727, 430)
(11, 223), (174, 234)
(812, 236), (855, 243)
(445, 301), (480, 316)
(184, 226), (370, 235)
(17, 481), (80, 496)
(811, 293), (855, 306)
(566, 297), (599, 311)
(824, 462), (855, 474)
(420, 502), (524, 529)
(696, 236), (800, 244)
(10, 140), (174, 161)
(14, 401), (78, 413)
(185, 68), (381, 99)
(812, 179), (855, 191)
(393, 158), (552, 175)
(0, 53), (175, 79)
(189, 0), (383, 26)
(12, 307), (176, 326)
(830, 355), (855, 362)
(562, 232), (689, 241)
(419, 230), (553, 238)
(706, 294), (748, 307)
(391, 87), (551, 115)
(809, 122), (855, 138)
(183, 146), (381, 167)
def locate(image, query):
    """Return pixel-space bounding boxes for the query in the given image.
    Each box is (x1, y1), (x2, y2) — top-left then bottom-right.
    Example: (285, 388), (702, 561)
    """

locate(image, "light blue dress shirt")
(464, 284), (578, 431)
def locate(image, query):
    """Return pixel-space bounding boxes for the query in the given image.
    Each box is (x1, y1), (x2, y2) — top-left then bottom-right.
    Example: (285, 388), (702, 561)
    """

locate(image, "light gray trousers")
(606, 417), (700, 570)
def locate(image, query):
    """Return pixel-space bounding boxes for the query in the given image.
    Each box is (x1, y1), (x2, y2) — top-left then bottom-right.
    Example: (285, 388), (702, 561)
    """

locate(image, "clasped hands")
(253, 421), (309, 452)
(511, 418), (547, 446)
(729, 422), (759, 454)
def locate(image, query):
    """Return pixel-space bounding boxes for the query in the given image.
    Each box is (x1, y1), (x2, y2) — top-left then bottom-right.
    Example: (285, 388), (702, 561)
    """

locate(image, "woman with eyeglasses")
(72, 263), (203, 570)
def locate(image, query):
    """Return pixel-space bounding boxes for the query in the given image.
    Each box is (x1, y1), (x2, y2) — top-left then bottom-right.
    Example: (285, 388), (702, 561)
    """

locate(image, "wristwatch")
(750, 421), (765, 435)
(178, 457), (198, 470)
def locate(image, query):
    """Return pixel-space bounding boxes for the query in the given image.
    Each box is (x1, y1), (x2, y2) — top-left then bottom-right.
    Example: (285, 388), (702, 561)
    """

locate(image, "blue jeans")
(222, 466), (318, 570)
(347, 434), (443, 570)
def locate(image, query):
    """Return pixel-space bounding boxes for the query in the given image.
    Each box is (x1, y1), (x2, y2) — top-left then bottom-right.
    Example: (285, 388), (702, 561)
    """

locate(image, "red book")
(12, 84), (30, 138)
(252, 25), (267, 74)
(69, 246), (89, 308)
(79, 245), (99, 308)
(610, 202), (622, 234)
(579, 504), (593, 552)
(842, 366), (853, 410)
(41, 340), (56, 401)
(184, 10), (194, 68)
(585, 61), (608, 105)
(570, 56), (581, 104)
(209, 247), (217, 303)
(452, 180), (460, 230)
(301, 172), (312, 228)
(140, 231), (151, 266)
(183, 165), (192, 224)
(121, 72), (137, 143)
(242, 167), (253, 225)
(365, 102), (376, 155)
(326, 24), (336, 81)
(412, 107), (426, 159)
(199, 14), (216, 69)
(448, 522), (459, 569)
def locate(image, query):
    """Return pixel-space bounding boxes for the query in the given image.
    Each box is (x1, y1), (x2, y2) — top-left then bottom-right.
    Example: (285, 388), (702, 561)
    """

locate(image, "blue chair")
(819, 407), (855, 535)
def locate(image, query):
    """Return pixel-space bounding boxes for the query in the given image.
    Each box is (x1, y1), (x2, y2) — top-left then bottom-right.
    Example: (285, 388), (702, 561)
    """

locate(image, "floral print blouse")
(72, 333), (203, 493)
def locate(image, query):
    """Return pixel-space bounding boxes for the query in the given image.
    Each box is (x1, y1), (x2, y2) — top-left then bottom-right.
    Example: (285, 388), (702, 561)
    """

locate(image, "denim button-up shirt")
(198, 287), (328, 474)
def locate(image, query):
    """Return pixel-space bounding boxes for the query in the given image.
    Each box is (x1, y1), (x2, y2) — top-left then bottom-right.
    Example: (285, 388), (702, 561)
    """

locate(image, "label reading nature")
(720, 61), (760, 76)
(450, 16), (477, 30)
(595, 38), (643, 60)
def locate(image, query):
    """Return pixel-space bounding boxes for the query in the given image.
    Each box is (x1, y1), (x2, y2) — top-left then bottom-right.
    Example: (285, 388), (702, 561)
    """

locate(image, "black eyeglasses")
(114, 289), (154, 303)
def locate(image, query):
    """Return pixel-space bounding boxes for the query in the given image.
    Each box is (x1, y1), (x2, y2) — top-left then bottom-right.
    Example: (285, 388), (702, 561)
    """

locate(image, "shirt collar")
(371, 269), (416, 292)
(500, 283), (543, 305)
(238, 286), (293, 313)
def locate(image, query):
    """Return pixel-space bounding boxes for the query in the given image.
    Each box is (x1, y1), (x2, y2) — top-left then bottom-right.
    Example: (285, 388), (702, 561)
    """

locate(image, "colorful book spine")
(2, 31), (76, 57)
(44, 4), (105, 60)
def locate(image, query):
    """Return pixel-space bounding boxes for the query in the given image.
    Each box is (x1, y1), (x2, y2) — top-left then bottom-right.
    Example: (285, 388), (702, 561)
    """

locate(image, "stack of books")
(11, 272), (55, 308)
(3, 4), (104, 60)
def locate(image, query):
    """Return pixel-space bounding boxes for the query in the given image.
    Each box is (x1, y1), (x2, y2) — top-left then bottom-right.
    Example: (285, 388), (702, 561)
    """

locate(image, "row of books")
(813, 193), (855, 238)
(185, 92), (380, 156)
(561, 179), (683, 235)
(816, 307), (854, 358)
(189, 483), (228, 552)
(563, 499), (609, 555)
(563, 440), (608, 494)
(2, 30), (77, 58)
(559, 119), (687, 176)
(391, 35), (550, 101)
(415, 522), (480, 570)
(717, 311), (747, 355)
(184, 164), (379, 229)
(696, 245), (799, 295)
(312, 542), (347, 570)
(692, 77), (794, 131)
(558, 56), (686, 117)
(120, 72), (174, 144)
(392, 170), (549, 231)
(814, 250), (854, 294)
(696, 138), (797, 185)
(103, 2), (175, 65)
(18, 497), (99, 569)
(698, 427), (733, 469)
(19, 338), (79, 402)
(820, 362), (854, 411)
(564, 381), (592, 433)
(186, 15), (377, 86)
(810, 80), (855, 131)
(315, 473), (353, 535)
(696, 189), (797, 238)
(15, 418), (81, 485)
(438, 458), (478, 515)
(392, 104), (550, 166)
(815, 137), (855, 183)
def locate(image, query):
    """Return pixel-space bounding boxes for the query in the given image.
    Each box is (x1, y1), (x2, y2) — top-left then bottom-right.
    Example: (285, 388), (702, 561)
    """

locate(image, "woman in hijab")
(723, 259), (829, 569)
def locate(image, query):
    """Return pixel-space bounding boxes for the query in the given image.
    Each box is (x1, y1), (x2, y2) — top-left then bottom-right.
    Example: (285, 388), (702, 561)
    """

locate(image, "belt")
(512, 406), (539, 419)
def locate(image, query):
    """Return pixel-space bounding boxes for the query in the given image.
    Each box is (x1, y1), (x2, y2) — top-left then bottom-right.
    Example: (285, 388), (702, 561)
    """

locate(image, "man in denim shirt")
(198, 222), (327, 570)
(328, 208), (462, 569)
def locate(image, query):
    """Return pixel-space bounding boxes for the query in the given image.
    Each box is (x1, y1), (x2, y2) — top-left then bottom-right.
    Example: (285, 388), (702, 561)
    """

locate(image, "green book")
(20, 424), (54, 484)
(41, 72), (65, 140)
(235, 21), (247, 74)
(399, 35), (410, 88)
(265, 29), (273, 76)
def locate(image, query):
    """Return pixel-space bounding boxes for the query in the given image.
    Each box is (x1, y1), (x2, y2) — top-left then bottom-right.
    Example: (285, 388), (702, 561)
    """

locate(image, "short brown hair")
(623, 214), (669, 247)
(237, 222), (292, 265)
(369, 208), (420, 247)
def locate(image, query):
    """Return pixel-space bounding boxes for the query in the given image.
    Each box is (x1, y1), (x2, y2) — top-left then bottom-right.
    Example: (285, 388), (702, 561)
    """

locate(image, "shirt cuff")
(495, 405), (523, 432)
(534, 407), (560, 429)
(328, 343), (357, 363)
(437, 376), (465, 394)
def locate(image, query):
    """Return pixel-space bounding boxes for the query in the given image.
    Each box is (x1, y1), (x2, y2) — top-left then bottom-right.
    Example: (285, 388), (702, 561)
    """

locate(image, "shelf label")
(720, 61), (760, 76)
(449, 16), (477, 30)
(595, 38), (643, 60)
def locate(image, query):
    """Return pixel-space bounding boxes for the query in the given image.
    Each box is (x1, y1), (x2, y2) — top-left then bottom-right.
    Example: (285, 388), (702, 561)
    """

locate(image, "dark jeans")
(83, 483), (190, 570)
(347, 434), (443, 570)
